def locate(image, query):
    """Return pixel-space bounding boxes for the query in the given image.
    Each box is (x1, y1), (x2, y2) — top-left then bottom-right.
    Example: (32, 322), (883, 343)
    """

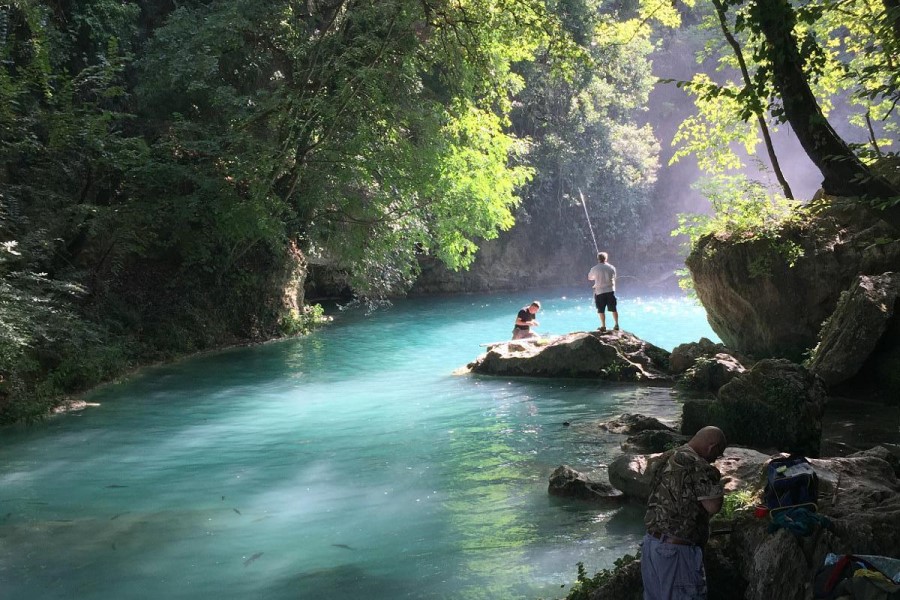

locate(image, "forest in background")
(1, 0), (898, 423)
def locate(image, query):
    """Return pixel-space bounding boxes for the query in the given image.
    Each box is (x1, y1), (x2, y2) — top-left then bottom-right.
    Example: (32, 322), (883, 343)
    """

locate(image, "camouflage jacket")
(643, 445), (723, 546)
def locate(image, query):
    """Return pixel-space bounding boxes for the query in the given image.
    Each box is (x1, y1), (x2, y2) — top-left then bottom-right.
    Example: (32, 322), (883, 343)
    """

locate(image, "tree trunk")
(712, 0), (793, 199)
(885, 0), (900, 44)
(750, 0), (900, 202)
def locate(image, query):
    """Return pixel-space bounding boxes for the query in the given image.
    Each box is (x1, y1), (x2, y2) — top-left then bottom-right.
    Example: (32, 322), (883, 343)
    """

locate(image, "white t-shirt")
(588, 262), (616, 294)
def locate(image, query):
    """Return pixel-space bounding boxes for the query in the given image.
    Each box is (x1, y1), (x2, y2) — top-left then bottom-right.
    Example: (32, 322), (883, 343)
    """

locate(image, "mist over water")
(0, 289), (719, 600)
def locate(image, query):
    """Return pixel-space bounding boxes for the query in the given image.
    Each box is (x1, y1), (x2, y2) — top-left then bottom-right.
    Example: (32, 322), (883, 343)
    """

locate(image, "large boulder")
(607, 453), (669, 502)
(716, 453), (900, 600)
(466, 331), (671, 382)
(808, 272), (900, 388)
(669, 338), (744, 374)
(849, 444), (900, 478)
(621, 430), (690, 454)
(548, 465), (626, 503)
(596, 450), (900, 600)
(686, 205), (900, 360)
(715, 447), (770, 493)
(675, 353), (747, 395)
(596, 414), (690, 454)
(681, 359), (826, 457)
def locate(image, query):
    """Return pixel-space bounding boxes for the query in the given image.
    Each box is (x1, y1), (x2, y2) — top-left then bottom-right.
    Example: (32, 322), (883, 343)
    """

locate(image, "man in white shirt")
(587, 252), (619, 332)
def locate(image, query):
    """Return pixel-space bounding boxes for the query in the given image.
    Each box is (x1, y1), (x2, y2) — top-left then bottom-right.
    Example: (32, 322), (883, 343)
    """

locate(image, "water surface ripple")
(0, 288), (719, 599)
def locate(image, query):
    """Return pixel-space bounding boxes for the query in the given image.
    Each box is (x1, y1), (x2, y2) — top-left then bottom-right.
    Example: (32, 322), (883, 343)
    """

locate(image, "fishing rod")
(579, 189), (636, 279)
(578, 189), (600, 256)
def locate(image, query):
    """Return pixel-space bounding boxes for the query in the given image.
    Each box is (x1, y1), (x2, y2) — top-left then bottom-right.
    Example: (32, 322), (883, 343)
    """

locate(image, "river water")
(0, 288), (719, 599)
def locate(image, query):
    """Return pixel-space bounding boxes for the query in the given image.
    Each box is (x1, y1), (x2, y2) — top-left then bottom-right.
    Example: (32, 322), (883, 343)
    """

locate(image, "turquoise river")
(0, 288), (719, 599)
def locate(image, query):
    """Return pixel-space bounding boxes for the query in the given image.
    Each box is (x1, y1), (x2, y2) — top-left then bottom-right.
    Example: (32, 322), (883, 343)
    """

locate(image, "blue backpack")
(763, 455), (819, 514)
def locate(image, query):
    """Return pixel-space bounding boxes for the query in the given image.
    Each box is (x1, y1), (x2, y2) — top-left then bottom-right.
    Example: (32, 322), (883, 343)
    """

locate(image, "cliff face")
(411, 226), (594, 294)
(685, 204), (900, 361)
(410, 221), (683, 295)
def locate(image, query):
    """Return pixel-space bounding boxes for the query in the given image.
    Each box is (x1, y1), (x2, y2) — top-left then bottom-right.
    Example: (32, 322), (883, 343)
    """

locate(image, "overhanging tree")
(747, 0), (899, 203)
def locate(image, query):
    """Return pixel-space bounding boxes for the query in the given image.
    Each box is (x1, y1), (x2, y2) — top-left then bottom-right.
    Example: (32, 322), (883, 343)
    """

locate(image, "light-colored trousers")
(641, 533), (707, 600)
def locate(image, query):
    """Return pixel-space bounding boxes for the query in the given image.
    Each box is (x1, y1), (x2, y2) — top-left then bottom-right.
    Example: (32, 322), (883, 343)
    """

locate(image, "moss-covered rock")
(681, 359), (826, 456)
(675, 353), (747, 395)
(807, 272), (900, 387)
(686, 205), (900, 361)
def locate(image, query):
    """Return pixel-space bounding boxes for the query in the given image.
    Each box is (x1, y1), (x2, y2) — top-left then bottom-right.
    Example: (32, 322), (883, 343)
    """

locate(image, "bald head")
(688, 426), (727, 463)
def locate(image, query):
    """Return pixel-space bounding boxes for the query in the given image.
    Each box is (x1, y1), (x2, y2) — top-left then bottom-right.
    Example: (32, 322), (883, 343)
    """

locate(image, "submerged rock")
(465, 331), (671, 382)
(596, 413), (675, 435)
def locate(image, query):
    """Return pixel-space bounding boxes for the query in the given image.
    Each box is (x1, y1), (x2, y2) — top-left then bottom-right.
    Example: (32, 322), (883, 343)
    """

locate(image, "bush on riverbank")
(559, 553), (641, 600)
(0, 240), (328, 425)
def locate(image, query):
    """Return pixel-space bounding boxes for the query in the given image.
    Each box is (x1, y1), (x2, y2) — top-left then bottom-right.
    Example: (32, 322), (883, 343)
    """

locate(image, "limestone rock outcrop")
(669, 338), (746, 374)
(719, 452), (900, 600)
(808, 272), (900, 388)
(686, 205), (900, 360)
(675, 353), (747, 395)
(466, 331), (671, 382)
(681, 359), (826, 457)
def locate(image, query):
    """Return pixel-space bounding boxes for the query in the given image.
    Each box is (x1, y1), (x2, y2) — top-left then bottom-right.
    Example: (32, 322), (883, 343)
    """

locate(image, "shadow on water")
(268, 564), (416, 600)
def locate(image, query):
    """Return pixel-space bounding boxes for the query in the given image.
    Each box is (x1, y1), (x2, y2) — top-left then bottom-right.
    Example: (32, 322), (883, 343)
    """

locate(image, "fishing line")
(579, 189), (600, 255)
(578, 190), (634, 279)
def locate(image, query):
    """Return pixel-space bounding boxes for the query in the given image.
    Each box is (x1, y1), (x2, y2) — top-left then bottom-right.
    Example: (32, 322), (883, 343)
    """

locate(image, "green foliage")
(804, 0), (899, 155)
(675, 267), (697, 296)
(280, 304), (330, 337)
(561, 552), (641, 600)
(135, 0), (554, 299)
(1, 0), (605, 423)
(509, 0), (664, 253)
(670, 0), (899, 194)
(718, 489), (757, 519)
(670, 75), (759, 174)
(672, 175), (805, 284)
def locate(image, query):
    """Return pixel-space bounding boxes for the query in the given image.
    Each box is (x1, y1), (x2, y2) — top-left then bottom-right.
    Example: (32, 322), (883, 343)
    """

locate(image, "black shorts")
(594, 292), (617, 313)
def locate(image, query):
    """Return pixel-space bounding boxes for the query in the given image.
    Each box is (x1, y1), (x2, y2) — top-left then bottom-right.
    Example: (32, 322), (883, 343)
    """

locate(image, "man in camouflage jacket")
(641, 426), (727, 600)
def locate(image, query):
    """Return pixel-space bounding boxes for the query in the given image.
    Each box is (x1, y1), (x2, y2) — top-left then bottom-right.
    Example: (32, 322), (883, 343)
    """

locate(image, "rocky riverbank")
(548, 413), (900, 600)
(462, 322), (899, 599)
